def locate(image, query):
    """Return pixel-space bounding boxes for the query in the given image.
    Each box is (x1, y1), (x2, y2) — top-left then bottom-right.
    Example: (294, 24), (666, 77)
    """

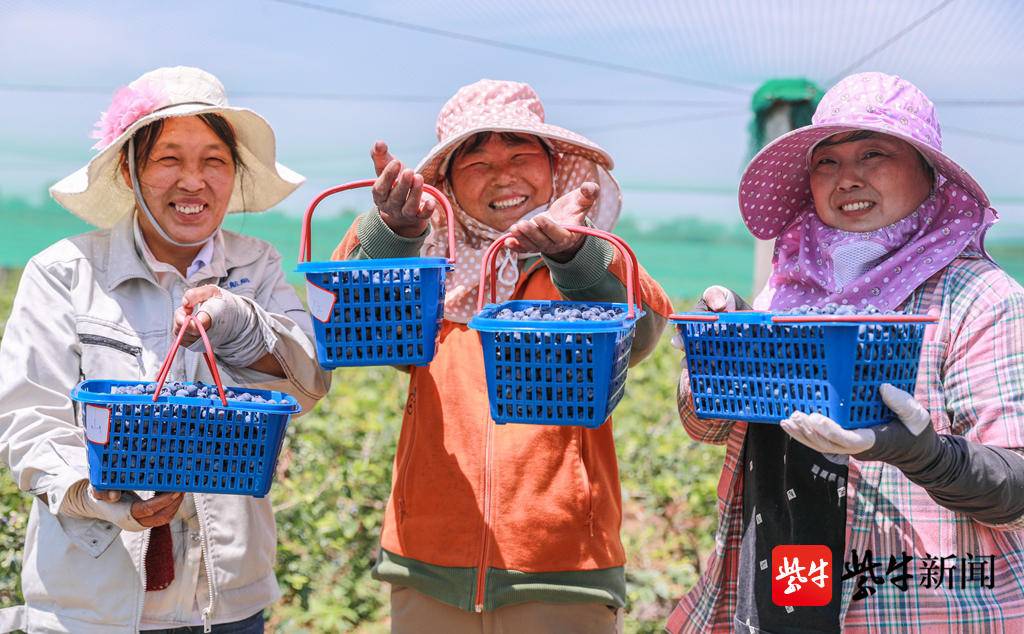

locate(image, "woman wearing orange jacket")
(331, 79), (672, 633)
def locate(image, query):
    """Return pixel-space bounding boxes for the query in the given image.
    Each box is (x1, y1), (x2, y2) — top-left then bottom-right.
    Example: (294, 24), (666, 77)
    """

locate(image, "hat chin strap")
(128, 137), (215, 249)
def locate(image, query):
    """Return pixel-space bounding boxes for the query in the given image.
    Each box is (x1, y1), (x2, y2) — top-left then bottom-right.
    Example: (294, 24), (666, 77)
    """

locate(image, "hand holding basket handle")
(477, 225), (643, 319)
(154, 314), (228, 406)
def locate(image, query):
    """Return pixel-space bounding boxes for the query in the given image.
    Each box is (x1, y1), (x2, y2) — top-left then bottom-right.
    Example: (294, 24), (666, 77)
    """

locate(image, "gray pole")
(747, 79), (822, 298)
(752, 103), (797, 295)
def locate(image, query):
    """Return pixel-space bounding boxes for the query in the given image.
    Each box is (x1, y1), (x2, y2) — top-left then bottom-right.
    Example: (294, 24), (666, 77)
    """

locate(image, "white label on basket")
(306, 280), (336, 323)
(85, 405), (111, 445)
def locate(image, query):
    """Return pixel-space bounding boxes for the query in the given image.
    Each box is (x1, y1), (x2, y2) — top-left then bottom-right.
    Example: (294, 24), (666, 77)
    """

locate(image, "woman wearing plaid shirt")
(669, 72), (1024, 633)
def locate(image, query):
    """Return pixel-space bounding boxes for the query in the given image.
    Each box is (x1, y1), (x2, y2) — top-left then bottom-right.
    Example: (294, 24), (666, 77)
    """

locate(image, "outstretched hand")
(371, 140), (436, 238)
(505, 182), (600, 262)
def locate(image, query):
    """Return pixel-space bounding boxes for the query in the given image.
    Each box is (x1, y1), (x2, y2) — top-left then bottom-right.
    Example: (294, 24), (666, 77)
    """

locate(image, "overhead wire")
(943, 125), (1024, 146)
(3, 1), (1021, 204)
(935, 100), (1024, 107)
(0, 83), (739, 107)
(827, 0), (958, 84)
(267, 0), (749, 95)
(579, 108), (749, 134)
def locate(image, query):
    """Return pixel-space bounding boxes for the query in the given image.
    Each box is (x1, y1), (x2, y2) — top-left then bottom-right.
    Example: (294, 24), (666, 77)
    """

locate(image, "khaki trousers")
(390, 587), (624, 634)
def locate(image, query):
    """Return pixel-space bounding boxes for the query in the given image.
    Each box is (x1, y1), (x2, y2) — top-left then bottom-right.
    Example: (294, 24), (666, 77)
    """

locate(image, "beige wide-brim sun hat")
(50, 66), (304, 228)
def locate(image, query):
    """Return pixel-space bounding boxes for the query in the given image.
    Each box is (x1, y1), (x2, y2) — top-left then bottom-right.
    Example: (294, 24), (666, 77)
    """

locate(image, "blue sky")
(2, 0), (1022, 234)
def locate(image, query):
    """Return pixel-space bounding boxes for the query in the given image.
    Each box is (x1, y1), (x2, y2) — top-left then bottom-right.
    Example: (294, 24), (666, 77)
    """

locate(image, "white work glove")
(59, 481), (147, 532)
(174, 285), (268, 368)
(780, 383), (933, 460)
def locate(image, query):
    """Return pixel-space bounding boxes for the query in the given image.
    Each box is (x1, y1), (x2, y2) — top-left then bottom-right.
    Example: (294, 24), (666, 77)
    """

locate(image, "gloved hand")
(783, 381), (1024, 529)
(173, 285), (252, 347)
(780, 383), (934, 461)
(671, 285), (753, 349)
(60, 481), (184, 531)
(173, 285), (268, 368)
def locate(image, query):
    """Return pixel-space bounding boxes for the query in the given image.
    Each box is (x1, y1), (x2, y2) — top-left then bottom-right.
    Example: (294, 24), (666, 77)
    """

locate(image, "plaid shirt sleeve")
(677, 366), (735, 445)
(940, 262), (1024, 529)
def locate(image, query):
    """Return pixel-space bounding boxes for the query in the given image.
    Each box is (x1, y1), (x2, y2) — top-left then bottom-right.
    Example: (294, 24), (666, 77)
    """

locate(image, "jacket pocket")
(576, 428), (595, 537)
(78, 326), (145, 381)
(80, 334), (143, 359)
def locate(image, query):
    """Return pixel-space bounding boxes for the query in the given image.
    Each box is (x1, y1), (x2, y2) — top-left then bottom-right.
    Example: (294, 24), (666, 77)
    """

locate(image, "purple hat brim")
(738, 124), (990, 240)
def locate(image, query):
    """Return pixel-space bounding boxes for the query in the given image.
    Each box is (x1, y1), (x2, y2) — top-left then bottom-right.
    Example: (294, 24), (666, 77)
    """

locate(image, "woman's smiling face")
(809, 131), (933, 232)
(448, 132), (553, 231)
(134, 116), (236, 246)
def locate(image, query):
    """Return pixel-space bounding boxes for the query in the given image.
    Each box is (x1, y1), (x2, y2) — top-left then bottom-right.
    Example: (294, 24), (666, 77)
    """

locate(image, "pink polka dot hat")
(414, 79), (623, 322)
(417, 78), (613, 184)
(739, 71), (990, 240)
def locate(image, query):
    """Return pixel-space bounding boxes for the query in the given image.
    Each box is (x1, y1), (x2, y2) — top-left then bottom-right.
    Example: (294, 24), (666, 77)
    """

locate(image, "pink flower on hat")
(90, 81), (168, 150)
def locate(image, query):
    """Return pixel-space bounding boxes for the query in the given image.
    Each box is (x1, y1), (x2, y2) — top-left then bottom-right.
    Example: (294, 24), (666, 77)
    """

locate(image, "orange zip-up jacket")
(332, 213), (672, 611)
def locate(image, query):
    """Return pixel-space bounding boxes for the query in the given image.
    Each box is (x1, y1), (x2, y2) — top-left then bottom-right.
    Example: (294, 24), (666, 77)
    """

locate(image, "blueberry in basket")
(494, 304), (628, 322)
(109, 380), (278, 404)
(782, 303), (902, 316)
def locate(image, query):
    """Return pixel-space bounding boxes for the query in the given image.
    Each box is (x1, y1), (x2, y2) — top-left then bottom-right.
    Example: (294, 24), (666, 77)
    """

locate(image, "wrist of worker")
(59, 480), (146, 532)
(853, 417), (943, 474)
(188, 291), (268, 367)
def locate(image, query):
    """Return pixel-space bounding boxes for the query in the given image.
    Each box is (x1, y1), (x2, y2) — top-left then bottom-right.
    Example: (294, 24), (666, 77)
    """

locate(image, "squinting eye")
(206, 157), (227, 165)
(156, 157), (178, 165)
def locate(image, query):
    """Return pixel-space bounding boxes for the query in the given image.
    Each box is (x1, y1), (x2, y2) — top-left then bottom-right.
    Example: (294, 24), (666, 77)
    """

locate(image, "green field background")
(5, 192), (1021, 298)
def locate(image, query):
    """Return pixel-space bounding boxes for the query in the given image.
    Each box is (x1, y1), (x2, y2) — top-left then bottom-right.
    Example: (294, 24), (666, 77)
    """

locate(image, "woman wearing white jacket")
(0, 66), (330, 633)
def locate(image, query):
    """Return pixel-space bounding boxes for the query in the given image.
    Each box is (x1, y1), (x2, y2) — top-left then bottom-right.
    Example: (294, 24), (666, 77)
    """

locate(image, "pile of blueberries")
(782, 303), (901, 316)
(330, 269), (420, 285)
(494, 304), (628, 322)
(108, 381), (279, 404)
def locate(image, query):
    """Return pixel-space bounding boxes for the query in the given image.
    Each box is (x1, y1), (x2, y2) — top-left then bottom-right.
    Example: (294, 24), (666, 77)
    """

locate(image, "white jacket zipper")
(134, 528), (151, 631)
(195, 494), (216, 633)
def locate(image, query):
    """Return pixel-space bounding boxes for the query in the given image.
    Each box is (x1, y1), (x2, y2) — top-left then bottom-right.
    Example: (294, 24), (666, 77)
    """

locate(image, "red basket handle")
(770, 314), (938, 324)
(153, 314), (229, 406)
(475, 226), (643, 319)
(298, 179), (456, 264)
(669, 313), (721, 322)
(669, 311), (939, 324)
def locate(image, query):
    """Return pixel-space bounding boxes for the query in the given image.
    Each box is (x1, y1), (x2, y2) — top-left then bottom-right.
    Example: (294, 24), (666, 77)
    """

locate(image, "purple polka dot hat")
(739, 72), (990, 240)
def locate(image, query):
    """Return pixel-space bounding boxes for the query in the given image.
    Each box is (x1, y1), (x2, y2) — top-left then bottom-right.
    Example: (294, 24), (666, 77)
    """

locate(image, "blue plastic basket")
(671, 311), (936, 429)
(296, 180), (456, 368)
(72, 380), (298, 497)
(71, 315), (300, 497)
(469, 227), (644, 428)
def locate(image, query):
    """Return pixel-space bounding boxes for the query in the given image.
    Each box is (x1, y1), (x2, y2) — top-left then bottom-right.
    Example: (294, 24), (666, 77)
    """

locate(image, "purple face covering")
(767, 180), (996, 310)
